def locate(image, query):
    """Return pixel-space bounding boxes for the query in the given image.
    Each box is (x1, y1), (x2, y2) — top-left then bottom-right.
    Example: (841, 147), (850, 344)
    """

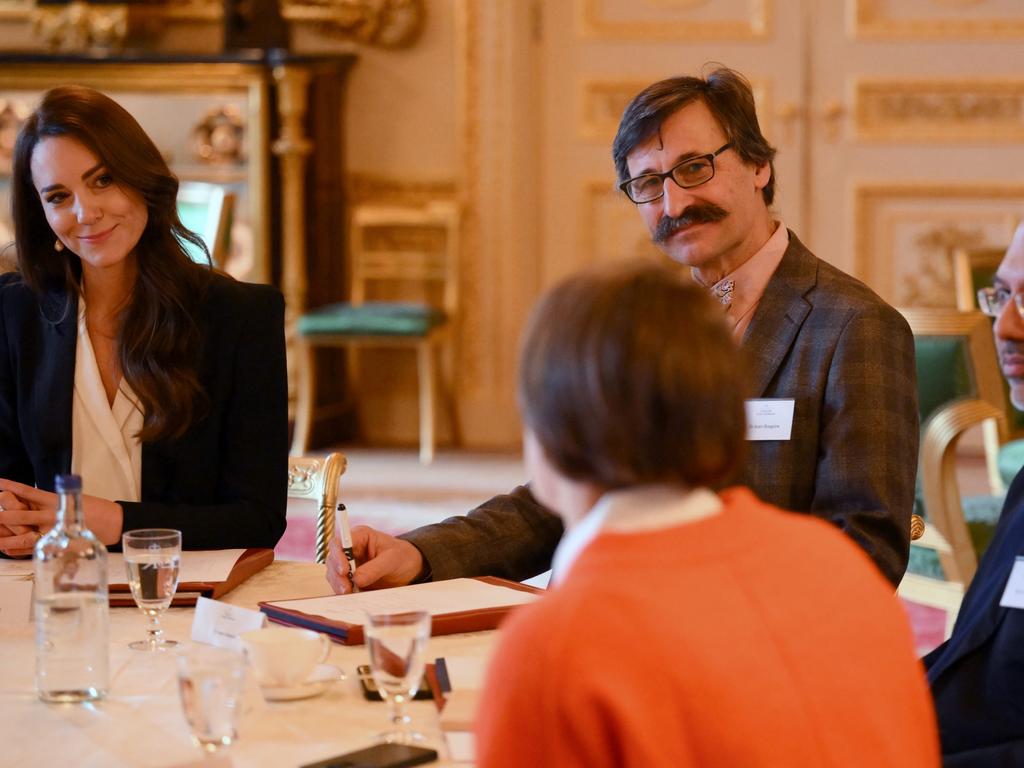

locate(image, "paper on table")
(444, 655), (491, 689)
(444, 730), (476, 764)
(268, 578), (539, 625)
(108, 549), (247, 586)
(0, 560), (33, 579)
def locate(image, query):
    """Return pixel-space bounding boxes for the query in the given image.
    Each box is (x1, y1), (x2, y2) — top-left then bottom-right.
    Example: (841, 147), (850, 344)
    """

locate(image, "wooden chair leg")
(291, 340), (316, 455)
(417, 341), (435, 465)
(440, 337), (461, 448)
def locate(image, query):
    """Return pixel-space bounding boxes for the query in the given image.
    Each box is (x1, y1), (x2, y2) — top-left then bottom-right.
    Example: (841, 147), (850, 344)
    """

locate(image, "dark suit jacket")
(402, 233), (919, 586)
(923, 470), (1024, 765)
(0, 269), (288, 550)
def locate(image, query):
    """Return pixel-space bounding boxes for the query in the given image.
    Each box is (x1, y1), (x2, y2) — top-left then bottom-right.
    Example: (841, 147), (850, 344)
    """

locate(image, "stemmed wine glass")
(364, 610), (432, 744)
(122, 528), (182, 651)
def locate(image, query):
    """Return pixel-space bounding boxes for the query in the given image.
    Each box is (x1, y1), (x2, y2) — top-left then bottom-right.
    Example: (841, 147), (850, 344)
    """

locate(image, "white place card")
(999, 556), (1024, 609)
(191, 596), (266, 650)
(0, 580), (33, 627)
(745, 398), (795, 441)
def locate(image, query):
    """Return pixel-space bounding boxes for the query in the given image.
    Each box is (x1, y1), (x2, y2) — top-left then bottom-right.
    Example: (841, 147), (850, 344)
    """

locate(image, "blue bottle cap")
(55, 474), (82, 492)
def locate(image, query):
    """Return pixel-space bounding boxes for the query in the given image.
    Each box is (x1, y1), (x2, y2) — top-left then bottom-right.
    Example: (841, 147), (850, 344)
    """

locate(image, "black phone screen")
(357, 664), (434, 701)
(299, 742), (438, 768)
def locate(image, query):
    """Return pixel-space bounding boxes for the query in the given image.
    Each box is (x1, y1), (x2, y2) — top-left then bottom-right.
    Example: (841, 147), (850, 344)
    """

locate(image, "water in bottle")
(34, 473), (109, 702)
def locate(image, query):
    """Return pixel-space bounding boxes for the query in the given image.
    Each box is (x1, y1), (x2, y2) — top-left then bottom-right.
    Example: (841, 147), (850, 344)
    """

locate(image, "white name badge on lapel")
(191, 596), (267, 650)
(998, 557), (1024, 609)
(745, 398), (795, 441)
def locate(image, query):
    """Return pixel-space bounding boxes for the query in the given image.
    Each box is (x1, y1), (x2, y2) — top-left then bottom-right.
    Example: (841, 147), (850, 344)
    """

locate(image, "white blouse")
(70, 303), (142, 503)
(550, 485), (722, 587)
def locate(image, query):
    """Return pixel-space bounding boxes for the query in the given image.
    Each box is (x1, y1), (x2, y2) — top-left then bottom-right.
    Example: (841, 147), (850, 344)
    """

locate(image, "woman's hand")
(0, 479), (125, 547)
(0, 487), (42, 557)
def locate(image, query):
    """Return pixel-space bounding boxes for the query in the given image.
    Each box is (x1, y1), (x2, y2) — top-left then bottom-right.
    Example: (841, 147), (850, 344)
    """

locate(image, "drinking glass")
(122, 528), (182, 651)
(364, 610), (432, 744)
(177, 644), (246, 753)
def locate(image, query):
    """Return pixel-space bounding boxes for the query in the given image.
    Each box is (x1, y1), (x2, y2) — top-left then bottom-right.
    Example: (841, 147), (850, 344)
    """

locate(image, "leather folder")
(109, 547), (275, 607)
(258, 576), (543, 645)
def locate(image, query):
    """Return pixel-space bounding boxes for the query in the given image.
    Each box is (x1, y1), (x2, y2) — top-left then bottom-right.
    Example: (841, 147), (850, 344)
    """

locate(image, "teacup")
(240, 626), (330, 687)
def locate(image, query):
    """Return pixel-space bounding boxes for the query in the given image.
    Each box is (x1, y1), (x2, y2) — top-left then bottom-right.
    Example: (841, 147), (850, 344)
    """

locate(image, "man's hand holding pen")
(325, 521), (426, 595)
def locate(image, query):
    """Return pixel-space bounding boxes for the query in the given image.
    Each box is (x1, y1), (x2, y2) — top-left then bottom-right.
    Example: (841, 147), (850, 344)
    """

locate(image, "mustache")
(999, 341), (1024, 359)
(653, 203), (728, 244)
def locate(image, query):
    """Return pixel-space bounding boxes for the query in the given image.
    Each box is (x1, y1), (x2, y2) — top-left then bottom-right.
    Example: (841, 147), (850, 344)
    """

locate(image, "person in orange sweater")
(474, 262), (939, 768)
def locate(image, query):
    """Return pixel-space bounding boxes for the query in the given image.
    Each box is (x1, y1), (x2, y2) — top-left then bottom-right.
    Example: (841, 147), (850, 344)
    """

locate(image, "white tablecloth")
(0, 560), (496, 767)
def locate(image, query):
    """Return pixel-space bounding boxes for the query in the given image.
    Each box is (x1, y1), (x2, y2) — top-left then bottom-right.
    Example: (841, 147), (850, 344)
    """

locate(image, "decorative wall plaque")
(191, 105), (246, 165)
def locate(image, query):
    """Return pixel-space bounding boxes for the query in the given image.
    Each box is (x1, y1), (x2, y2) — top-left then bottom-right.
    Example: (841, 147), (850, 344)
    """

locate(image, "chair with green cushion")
(292, 202), (461, 465)
(901, 309), (1007, 587)
(953, 237), (1024, 493)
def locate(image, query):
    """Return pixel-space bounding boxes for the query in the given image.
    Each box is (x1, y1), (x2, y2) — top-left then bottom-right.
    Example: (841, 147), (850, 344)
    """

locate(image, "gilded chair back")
(293, 201), (462, 464)
(286, 452), (347, 564)
(953, 238), (1024, 492)
(901, 308), (1007, 586)
(349, 201), (460, 321)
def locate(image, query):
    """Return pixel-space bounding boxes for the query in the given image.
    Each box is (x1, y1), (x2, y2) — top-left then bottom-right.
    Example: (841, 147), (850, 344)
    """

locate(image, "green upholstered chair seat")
(998, 438), (1024, 489)
(298, 302), (445, 337)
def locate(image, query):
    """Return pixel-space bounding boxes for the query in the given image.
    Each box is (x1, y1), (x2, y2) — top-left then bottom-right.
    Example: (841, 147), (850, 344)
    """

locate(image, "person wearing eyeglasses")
(474, 261), (938, 768)
(922, 221), (1024, 766)
(326, 66), (919, 594)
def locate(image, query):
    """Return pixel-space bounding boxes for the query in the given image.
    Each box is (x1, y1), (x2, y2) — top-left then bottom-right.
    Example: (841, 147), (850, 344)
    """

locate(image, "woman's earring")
(54, 239), (64, 252)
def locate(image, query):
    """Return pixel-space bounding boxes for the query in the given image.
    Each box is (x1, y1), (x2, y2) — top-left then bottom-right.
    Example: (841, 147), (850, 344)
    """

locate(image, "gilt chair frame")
(292, 201), (461, 464)
(286, 452), (347, 564)
(952, 244), (1018, 493)
(901, 308), (1007, 586)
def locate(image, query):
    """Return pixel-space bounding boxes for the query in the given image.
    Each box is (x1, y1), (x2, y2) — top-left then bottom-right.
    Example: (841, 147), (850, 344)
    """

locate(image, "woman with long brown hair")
(0, 85), (287, 554)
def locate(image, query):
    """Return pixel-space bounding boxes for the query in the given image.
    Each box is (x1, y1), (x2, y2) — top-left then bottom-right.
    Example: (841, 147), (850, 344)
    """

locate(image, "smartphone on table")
(357, 664), (433, 701)
(300, 743), (438, 768)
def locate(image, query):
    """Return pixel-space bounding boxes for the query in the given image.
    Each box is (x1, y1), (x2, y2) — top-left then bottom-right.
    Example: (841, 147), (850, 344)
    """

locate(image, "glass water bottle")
(33, 474), (109, 702)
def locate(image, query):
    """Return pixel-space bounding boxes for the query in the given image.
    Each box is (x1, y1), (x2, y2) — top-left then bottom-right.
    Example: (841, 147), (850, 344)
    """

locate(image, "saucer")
(259, 664), (345, 701)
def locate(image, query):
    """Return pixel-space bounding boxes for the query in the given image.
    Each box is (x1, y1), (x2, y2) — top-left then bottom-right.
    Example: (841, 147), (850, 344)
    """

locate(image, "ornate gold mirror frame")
(0, 0), (425, 51)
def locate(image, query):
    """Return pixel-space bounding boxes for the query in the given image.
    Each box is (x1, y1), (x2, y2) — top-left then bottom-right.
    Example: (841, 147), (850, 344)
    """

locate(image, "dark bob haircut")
(612, 66), (778, 205)
(518, 261), (747, 490)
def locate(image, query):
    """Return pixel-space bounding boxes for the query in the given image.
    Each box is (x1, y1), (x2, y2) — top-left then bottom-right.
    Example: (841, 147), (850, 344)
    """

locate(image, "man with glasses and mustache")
(922, 221), (1024, 765)
(326, 66), (919, 593)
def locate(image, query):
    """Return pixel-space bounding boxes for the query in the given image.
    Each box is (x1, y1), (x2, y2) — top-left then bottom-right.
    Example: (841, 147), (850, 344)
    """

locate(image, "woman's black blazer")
(0, 269), (288, 550)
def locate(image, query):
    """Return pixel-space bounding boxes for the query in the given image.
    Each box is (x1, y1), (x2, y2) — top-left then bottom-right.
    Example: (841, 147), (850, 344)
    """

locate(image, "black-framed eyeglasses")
(619, 143), (733, 204)
(978, 285), (1024, 320)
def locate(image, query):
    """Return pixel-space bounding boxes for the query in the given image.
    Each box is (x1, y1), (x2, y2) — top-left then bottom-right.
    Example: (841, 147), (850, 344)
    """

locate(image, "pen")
(336, 502), (358, 590)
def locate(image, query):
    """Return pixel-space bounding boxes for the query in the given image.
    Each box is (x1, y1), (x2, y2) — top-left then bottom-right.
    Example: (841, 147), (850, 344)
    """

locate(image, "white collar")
(550, 485), (721, 587)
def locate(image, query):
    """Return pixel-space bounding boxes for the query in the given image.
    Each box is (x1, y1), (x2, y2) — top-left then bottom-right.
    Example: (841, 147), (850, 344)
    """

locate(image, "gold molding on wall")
(347, 173), (457, 206)
(579, 180), (663, 267)
(280, 0), (425, 48)
(855, 77), (1024, 142)
(851, 0), (1024, 40)
(580, 80), (654, 141)
(580, 76), (773, 142)
(579, 0), (771, 40)
(854, 182), (1024, 305)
